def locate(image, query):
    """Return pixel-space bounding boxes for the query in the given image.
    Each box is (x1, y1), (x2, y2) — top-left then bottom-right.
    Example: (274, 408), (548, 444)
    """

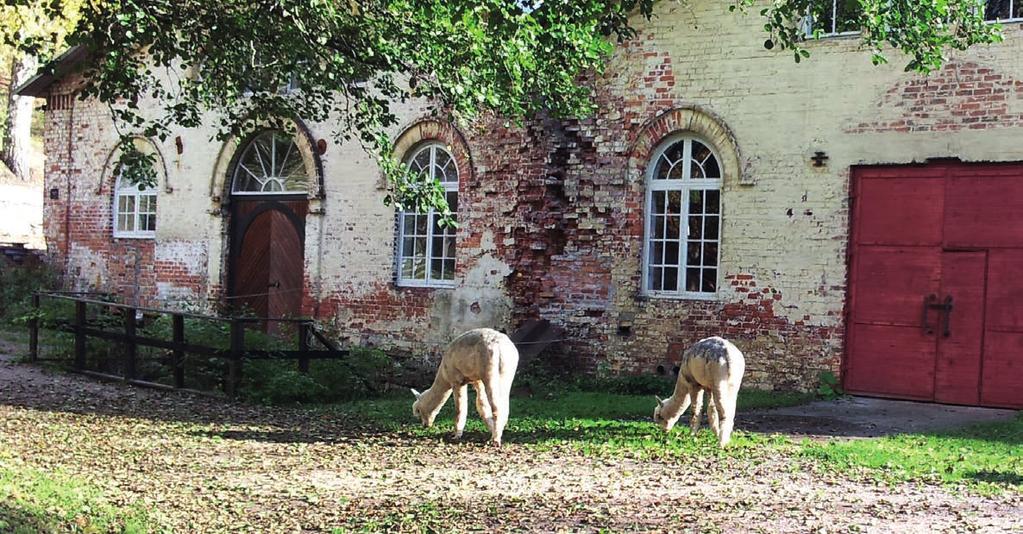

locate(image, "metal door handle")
(941, 295), (954, 338)
(922, 294), (937, 335)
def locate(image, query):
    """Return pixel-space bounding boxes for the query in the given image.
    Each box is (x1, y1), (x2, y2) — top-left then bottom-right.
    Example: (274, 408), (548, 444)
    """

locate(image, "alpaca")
(411, 328), (519, 446)
(653, 336), (745, 447)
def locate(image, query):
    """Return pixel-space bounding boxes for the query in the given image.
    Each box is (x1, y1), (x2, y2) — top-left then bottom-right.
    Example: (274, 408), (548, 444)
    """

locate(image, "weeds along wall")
(37, 1), (1023, 391)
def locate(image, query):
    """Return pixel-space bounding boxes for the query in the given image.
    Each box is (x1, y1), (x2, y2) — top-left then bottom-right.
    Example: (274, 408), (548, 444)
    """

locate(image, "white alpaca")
(653, 336), (745, 447)
(411, 328), (519, 446)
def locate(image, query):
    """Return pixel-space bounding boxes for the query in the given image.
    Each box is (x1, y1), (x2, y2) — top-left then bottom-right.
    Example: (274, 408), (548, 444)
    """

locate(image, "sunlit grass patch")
(803, 413), (1023, 494)
(0, 453), (156, 533)
(331, 389), (808, 457)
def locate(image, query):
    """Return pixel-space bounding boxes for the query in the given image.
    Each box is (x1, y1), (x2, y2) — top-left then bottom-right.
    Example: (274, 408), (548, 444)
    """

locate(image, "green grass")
(804, 413), (1023, 493)
(0, 454), (157, 533)
(331, 389), (811, 457)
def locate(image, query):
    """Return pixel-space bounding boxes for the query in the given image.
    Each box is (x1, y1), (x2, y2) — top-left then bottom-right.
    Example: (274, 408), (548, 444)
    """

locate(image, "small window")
(232, 131), (308, 195)
(644, 136), (721, 297)
(806, 0), (864, 36)
(985, 0), (1023, 21)
(113, 171), (158, 238)
(396, 143), (458, 287)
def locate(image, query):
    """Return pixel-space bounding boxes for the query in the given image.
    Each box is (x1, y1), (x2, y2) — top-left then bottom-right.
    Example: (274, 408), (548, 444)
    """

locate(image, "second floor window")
(807, 0), (863, 36)
(986, 0), (1023, 20)
(396, 143), (458, 287)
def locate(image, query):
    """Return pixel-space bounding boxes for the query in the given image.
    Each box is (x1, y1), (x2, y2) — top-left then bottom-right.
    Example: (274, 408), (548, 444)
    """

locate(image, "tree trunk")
(2, 54), (37, 182)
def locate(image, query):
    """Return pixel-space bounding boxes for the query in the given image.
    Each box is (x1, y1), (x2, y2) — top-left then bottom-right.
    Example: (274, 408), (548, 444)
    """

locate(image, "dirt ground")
(1, 348), (1021, 533)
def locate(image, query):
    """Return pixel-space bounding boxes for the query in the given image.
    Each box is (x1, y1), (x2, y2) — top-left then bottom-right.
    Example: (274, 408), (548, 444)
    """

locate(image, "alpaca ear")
(410, 388), (422, 399)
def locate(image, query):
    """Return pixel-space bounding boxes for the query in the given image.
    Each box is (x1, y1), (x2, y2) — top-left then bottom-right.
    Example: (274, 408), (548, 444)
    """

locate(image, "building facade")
(21, 2), (1023, 407)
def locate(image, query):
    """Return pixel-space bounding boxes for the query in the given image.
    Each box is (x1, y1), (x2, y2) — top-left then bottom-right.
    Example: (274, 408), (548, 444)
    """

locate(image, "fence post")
(28, 293), (39, 362)
(298, 322), (310, 374)
(123, 307), (137, 380)
(172, 314), (185, 389)
(227, 318), (244, 397)
(74, 300), (86, 370)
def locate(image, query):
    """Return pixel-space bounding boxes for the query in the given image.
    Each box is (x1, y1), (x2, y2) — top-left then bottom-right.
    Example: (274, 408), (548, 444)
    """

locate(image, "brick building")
(18, 2), (1023, 407)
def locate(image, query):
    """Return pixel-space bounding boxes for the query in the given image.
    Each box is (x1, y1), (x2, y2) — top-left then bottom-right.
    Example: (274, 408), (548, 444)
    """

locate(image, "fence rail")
(28, 292), (350, 396)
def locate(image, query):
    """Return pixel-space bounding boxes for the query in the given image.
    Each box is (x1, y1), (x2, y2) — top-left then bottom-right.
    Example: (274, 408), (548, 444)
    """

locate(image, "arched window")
(644, 135), (721, 296)
(113, 171), (158, 238)
(231, 131), (308, 195)
(396, 143), (458, 287)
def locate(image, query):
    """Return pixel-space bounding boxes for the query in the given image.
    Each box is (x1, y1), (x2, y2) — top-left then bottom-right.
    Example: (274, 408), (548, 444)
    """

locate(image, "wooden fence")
(27, 292), (349, 396)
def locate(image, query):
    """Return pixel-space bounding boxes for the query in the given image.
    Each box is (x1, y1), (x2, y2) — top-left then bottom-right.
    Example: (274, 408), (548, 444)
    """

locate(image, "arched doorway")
(227, 131), (309, 322)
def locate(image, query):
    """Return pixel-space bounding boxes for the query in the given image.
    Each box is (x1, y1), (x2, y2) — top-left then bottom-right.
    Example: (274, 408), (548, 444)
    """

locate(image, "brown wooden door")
(229, 199), (307, 321)
(847, 163), (1023, 408)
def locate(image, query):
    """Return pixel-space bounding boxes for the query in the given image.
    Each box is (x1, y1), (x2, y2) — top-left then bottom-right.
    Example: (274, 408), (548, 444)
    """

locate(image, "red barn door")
(847, 162), (1023, 409)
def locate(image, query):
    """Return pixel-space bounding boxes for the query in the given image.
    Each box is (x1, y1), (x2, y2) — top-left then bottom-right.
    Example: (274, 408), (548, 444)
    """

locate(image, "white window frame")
(642, 134), (722, 300)
(113, 170), (158, 239)
(983, 0), (1023, 22)
(804, 0), (863, 37)
(231, 131), (309, 196)
(395, 143), (458, 288)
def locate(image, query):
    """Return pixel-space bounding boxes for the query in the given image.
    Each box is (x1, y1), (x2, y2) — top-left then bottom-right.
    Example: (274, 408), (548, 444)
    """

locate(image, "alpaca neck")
(662, 379), (694, 421)
(419, 382), (453, 419)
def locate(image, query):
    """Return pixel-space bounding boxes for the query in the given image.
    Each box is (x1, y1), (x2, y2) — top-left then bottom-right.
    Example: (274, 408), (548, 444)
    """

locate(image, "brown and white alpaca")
(653, 336), (746, 447)
(411, 328), (519, 446)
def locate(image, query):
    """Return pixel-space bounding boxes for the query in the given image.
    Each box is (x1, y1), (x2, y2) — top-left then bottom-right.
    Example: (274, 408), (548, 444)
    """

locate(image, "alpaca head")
(652, 395), (677, 432)
(410, 388), (436, 427)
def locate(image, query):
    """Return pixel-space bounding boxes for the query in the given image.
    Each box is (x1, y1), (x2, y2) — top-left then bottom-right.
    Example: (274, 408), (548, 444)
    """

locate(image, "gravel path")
(1, 349), (1020, 533)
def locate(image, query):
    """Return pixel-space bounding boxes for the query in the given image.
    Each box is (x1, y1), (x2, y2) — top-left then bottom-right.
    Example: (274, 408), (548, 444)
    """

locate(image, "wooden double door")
(228, 198), (307, 321)
(846, 162), (1023, 408)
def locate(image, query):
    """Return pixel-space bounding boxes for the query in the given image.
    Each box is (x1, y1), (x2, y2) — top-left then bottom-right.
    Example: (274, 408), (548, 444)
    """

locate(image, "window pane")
(665, 241), (680, 266)
(653, 216), (665, 239)
(702, 269), (718, 293)
(666, 215), (682, 240)
(402, 258), (415, 278)
(835, 0), (862, 33)
(987, 0), (1011, 20)
(444, 237), (456, 258)
(649, 266), (663, 291)
(666, 190), (682, 215)
(446, 191), (458, 213)
(431, 258), (444, 280)
(686, 268), (701, 292)
(435, 149), (456, 183)
(688, 216), (702, 240)
(703, 243), (719, 267)
(232, 131), (307, 193)
(650, 241), (664, 265)
(813, 0), (835, 33)
(654, 156), (672, 180)
(704, 216), (720, 240)
(432, 236), (445, 259)
(703, 154), (721, 179)
(443, 259), (455, 280)
(142, 214), (157, 232)
(689, 190), (704, 215)
(413, 258), (426, 279)
(652, 191), (666, 214)
(1017, 0), (1023, 18)
(122, 213), (134, 232)
(402, 237), (414, 257)
(687, 241), (702, 266)
(414, 237), (427, 257)
(662, 267), (678, 291)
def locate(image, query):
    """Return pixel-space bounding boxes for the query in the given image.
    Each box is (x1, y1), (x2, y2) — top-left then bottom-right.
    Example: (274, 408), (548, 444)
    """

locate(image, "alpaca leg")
(473, 381), (494, 433)
(716, 385), (738, 447)
(689, 388), (705, 438)
(484, 377), (508, 446)
(707, 390), (721, 439)
(452, 384), (468, 439)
